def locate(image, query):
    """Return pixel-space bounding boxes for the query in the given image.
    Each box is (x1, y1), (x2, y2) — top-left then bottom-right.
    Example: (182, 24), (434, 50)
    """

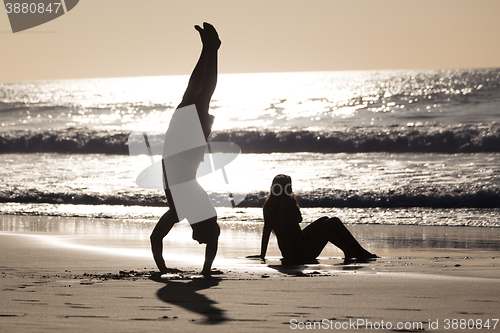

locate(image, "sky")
(1, 0), (500, 82)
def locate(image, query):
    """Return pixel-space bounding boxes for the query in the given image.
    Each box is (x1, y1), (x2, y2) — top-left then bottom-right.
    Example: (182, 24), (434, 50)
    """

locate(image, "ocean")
(1, 69), (499, 228)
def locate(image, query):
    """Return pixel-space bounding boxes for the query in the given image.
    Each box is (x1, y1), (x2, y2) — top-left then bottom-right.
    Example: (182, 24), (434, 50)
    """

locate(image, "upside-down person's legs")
(150, 209), (179, 273)
(178, 22), (220, 113)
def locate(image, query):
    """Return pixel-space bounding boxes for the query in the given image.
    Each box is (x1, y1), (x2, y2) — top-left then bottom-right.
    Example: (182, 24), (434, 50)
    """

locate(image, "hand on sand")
(149, 268), (183, 282)
(161, 267), (183, 274)
(246, 254), (265, 260)
(195, 22), (221, 51)
(201, 268), (223, 278)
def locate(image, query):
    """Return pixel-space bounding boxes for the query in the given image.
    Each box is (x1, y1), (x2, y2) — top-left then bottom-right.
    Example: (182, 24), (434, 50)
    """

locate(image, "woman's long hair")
(263, 174), (299, 233)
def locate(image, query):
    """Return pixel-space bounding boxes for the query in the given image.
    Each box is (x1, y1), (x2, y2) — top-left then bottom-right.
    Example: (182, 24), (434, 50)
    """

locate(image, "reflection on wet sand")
(1, 215), (499, 278)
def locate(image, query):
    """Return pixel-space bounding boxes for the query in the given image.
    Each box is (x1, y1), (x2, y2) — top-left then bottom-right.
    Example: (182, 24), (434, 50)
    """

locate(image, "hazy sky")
(1, 0), (499, 81)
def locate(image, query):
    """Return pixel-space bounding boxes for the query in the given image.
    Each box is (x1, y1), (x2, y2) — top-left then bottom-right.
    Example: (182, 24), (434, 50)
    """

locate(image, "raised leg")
(178, 23), (220, 114)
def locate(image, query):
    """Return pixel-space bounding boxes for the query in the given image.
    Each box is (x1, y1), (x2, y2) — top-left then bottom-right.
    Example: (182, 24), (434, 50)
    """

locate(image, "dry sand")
(1, 216), (499, 332)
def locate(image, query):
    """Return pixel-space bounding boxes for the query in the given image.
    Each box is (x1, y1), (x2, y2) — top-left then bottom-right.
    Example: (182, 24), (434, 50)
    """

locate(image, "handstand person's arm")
(198, 220), (220, 276)
(201, 236), (218, 276)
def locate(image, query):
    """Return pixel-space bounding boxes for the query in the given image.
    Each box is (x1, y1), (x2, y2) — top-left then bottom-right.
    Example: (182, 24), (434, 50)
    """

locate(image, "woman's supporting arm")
(259, 222), (272, 259)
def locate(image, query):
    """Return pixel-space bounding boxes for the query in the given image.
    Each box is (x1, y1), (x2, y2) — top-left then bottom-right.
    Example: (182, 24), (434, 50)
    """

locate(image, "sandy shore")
(1, 215), (499, 332)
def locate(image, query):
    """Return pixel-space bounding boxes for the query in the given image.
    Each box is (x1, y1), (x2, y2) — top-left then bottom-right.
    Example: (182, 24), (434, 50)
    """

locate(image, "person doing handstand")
(150, 23), (221, 277)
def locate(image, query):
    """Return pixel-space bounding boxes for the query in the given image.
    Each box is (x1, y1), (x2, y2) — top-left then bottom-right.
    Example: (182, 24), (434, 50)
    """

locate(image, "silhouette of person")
(249, 175), (377, 264)
(151, 276), (227, 324)
(150, 23), (221, 277)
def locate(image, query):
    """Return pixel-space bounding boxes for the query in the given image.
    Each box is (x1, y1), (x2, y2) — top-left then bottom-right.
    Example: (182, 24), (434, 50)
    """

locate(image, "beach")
(1, 69), (499, 332)
(1, 215), (499, 332)
(1, 0), (499, 329)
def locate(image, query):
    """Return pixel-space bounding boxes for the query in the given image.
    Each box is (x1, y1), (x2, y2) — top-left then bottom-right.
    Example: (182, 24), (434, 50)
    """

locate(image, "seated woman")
(253, 174), (376, 264)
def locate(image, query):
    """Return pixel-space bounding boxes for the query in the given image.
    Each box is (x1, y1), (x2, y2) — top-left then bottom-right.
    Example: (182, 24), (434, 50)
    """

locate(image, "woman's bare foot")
(356, 250), (378, 259)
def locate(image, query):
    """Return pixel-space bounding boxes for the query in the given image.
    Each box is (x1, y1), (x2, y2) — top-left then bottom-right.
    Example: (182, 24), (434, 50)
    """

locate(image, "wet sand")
(1, 215), (499, 332)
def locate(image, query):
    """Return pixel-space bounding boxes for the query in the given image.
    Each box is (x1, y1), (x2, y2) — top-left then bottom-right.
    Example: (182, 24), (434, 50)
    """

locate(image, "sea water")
(1, 69), (499, 227)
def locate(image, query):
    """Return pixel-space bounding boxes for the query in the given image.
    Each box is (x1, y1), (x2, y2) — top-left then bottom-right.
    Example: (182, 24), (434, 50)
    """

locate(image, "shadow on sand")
(150, 275), (227, 324)
(258, 257), (377, 276)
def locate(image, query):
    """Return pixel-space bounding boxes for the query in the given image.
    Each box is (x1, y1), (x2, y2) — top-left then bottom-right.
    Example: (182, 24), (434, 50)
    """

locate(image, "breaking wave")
(1, 123), (499, 154)
(1, 186), (498, 209)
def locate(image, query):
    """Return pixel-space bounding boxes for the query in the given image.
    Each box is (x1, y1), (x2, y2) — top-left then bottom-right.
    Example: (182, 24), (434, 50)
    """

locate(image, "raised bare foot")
(195, 22), (220, 51)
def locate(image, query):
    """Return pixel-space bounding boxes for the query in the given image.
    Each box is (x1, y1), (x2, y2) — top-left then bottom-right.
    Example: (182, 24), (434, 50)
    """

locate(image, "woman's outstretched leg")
(327, 217), (376, 259)
(303, 217), (376, 259)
